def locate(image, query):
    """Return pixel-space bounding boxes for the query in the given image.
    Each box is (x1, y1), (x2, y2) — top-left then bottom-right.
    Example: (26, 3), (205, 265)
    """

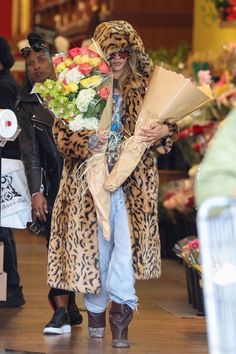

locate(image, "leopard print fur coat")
(47, 21), (178, 294)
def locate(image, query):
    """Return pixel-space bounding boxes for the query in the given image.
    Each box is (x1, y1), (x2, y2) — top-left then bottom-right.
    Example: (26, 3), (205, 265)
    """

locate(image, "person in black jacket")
(0, 37), (25, 307)
(17, 33), (83, 334)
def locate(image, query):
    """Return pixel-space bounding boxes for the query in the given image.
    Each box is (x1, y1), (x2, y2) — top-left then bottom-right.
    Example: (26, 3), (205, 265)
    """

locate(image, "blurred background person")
(0, 37), (25, 307)
(195, 110), (236, 207)
(16, 32), (83, 334)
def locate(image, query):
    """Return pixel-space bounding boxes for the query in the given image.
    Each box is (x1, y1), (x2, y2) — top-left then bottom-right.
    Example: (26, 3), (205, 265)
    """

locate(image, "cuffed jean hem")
(84, 187), (137, 314)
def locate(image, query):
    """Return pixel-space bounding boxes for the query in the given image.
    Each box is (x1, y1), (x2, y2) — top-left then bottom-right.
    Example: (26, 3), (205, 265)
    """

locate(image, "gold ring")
(35, 212), (40, 216)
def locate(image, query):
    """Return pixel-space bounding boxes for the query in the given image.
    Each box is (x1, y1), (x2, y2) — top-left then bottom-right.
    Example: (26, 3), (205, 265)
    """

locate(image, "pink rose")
(97, 62), (110, 74)
(98, 86), (110, 100)
(68, 48), (81, 58)
(68, 63), (77, 70)
(88, 49), (100, 58)
(197, 70), (212, 85)
(53, 56), (64, 66)
(78, 63), (93, 75)
(79, 47), (90, 56)
(188, 239), (199, 249)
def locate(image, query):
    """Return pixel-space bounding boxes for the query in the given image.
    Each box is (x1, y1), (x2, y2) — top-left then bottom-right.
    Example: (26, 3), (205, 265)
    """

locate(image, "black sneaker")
(43, 307), (71, 335)
(48, 290), (83, 327)
(0, 286), (25, 308)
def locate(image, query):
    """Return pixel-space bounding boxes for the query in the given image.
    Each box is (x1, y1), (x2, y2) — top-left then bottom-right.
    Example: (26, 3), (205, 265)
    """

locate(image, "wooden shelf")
(59, 21), (90, 38)
(32, 0), (111, 41)
(34, 0), (71, 12)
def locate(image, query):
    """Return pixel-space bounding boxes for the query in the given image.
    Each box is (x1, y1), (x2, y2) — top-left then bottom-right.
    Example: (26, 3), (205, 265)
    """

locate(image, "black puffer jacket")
(16, 82), (63, 205)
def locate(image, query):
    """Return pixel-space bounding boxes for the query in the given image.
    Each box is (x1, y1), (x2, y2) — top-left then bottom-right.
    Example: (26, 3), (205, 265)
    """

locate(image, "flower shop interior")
(1, 0), (236, 353)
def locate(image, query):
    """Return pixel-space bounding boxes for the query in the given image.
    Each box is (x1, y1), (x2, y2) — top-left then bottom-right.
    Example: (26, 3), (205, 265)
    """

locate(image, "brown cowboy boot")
(109, 301), (133, 348)
(87, 310), (106, 338)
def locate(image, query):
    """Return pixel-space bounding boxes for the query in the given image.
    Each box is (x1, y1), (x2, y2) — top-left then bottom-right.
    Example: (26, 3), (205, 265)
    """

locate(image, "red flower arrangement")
(161, 179), (195, 215)
(177, 121), (218, 166)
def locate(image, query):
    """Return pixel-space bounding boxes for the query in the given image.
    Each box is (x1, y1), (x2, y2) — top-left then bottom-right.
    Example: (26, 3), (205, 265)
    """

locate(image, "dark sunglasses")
(20, 43), (50, 58)
(107, 49), (131, 61)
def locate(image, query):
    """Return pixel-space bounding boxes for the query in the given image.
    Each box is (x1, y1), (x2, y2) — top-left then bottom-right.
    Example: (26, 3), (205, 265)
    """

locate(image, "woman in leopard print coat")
(47, 20), (178, 346)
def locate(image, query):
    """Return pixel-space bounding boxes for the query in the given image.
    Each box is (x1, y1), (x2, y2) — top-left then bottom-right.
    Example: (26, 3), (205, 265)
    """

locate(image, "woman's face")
(26, 50), (56, 84)
(107, 49), (130, 79)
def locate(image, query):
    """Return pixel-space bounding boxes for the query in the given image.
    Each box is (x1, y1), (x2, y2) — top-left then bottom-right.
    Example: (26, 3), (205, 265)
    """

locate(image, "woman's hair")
(116, 52), (144, 93)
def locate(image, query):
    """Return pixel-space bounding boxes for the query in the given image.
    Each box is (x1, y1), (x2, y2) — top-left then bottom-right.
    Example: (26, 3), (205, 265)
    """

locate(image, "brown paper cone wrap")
(142, 65), (213, 124)
(86, 152), (111, 240)
(104, 65), (213, 192)
(86, 63), (113, 240)
(104, 106), (150, 191)
(103, 136), (147, 192)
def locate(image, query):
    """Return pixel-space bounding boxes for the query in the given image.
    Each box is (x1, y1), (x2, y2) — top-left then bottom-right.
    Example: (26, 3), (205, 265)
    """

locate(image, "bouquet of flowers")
(34, 42), (113, 241)
(35, 45), (112, 133)
(104, 64), (214, 192)
(173, 236), (201, 272)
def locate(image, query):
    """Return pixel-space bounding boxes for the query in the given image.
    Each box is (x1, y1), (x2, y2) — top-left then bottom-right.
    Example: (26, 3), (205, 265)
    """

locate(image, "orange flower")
(98, 62), (110, 74)
(98, 86), (110, 100)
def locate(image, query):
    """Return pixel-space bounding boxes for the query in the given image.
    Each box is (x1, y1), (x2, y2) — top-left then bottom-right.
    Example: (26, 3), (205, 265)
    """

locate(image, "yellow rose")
(64, 58), (74, 67)
(89, 57), (102, 67)
(63, 85), (71, 94)
(74, 55), (83, 64)
(80, 75), (102, 88)
(67, 82), (78, 92)
(81, 55), (90, 64)
(55, 62), (66, 73)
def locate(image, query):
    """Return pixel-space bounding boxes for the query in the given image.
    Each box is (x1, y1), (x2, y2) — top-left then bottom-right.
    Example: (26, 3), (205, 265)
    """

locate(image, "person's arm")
(17, 102), (48, 220)
(0, 84), (17, 111)
(126, 87), (178, 155)
(52, 119), (96, 161)
(17, 102), (42, 194)
(139, 122), (178, 154)
(151, 122), (179, 155)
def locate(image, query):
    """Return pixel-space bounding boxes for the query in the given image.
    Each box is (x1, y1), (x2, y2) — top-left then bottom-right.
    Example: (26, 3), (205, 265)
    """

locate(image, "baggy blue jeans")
(84, 187), (137, 313)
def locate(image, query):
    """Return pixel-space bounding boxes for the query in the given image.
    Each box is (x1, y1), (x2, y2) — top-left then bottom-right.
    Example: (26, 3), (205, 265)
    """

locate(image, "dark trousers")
(0, 227), (20, 288)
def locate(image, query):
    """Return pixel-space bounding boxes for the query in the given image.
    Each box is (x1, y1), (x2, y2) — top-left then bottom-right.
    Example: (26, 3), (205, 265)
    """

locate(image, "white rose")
(68, 114), (84, 131)
(75, 88), (96, 112)
(58, 69), (68, 82)
(83, 117), (99, 130)
(68, 115), (99, 131)
(65, 67), (84, 84)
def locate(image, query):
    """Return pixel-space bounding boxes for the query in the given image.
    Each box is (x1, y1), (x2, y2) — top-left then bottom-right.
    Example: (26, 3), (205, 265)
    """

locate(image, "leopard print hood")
(94, 20), (153, 133)
(93, 20), (153, 78)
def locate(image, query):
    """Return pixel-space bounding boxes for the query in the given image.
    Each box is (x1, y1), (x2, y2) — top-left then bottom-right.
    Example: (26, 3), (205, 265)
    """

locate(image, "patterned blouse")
(106, 93), (122, 171)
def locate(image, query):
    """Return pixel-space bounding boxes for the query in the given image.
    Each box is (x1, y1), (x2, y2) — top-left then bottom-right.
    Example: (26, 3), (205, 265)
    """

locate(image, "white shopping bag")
(1, 158), (32, 229)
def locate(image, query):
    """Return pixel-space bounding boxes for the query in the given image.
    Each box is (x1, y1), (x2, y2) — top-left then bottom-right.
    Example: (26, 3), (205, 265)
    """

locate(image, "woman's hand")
(88, 133), (108, 153)
(138, 122), (169, 146)
(32, 193), (48, 221)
